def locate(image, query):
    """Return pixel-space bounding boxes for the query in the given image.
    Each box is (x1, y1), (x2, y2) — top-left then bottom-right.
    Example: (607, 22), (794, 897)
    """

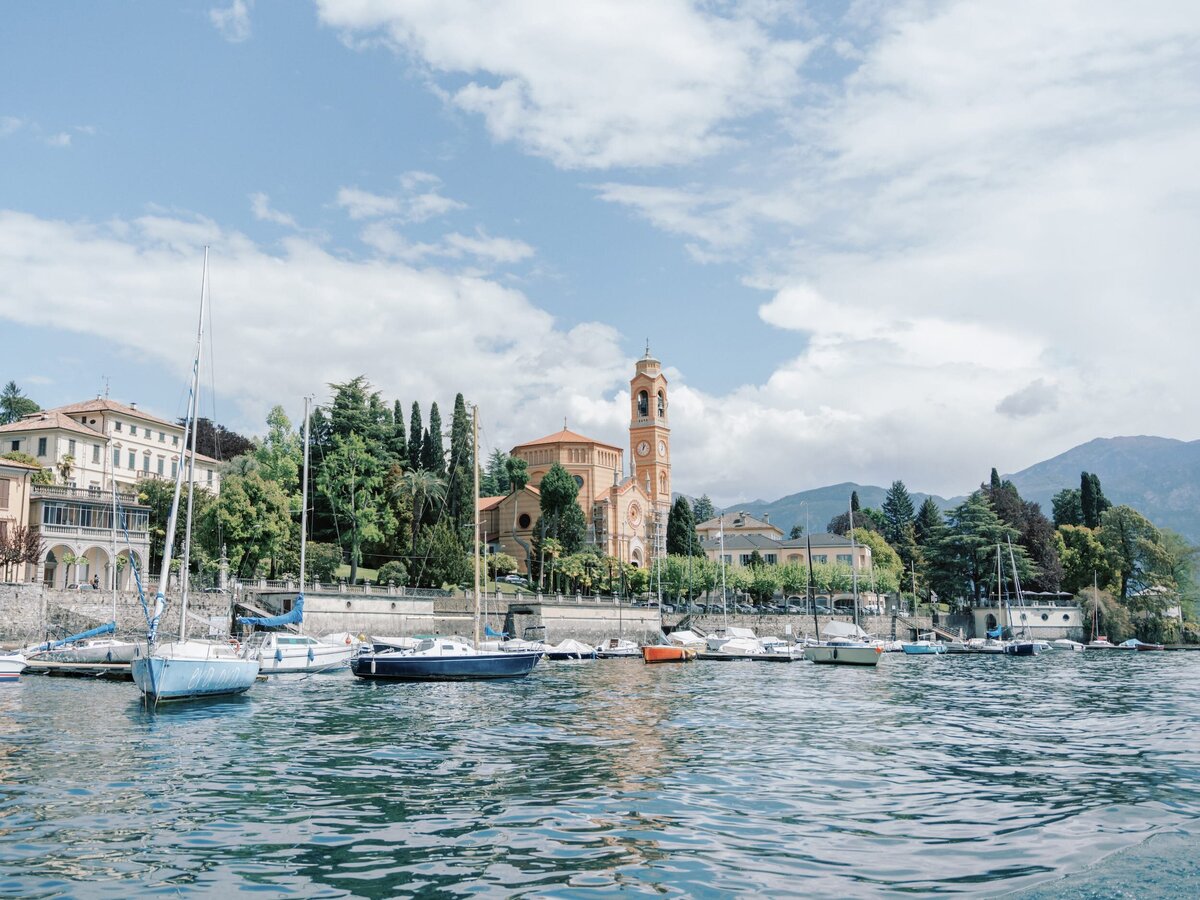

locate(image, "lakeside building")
(0, 397), (222, 588)
(481, 348), (671, 573)
(700, 529), (873, 573)
(0, 457), (39, 581)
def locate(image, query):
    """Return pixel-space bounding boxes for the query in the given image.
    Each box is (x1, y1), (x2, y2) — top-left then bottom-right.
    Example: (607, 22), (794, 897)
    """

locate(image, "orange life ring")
(344, 635), (352, 645)
(228, 638), (241, 652)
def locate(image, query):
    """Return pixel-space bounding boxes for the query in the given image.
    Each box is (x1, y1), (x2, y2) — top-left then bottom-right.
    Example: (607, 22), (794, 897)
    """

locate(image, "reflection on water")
(0, 652), (1198, 897)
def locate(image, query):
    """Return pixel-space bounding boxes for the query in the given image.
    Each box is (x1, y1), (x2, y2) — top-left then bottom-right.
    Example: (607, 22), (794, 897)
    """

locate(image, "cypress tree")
(851, 490), (861, 513)
(426, 402), (446, 476)
(666, 495), (700, 555)
(390, 400), (407, 468)
(446, 393), (473, 535)
(1081, 471), (1097, 528)
(408, 402), (422, 472)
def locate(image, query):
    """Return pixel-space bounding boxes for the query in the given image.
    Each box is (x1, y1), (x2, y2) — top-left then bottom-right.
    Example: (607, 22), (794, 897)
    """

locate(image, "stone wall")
(680, 613), (937, 641)
(0, 582), (233, 646)
(245, 590), (437, 637)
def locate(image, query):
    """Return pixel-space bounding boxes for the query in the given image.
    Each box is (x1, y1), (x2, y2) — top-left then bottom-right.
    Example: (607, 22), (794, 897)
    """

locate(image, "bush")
(376, 560), (409, 587)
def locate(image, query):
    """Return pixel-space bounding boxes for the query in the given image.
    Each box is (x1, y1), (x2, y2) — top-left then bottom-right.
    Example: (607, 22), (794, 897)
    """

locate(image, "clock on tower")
(628, 343), (671, 524)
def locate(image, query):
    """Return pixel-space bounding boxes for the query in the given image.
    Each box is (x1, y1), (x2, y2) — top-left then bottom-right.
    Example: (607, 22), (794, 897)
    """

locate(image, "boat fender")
(832, 646), (838, 660)
(106, 650), (113, 663)
(274, 649), (283, 662)
(345, 635), (352, 645)
(307, 648), (315, 662)
(370, 659), (376, 674)
(875, 646), (883, 654)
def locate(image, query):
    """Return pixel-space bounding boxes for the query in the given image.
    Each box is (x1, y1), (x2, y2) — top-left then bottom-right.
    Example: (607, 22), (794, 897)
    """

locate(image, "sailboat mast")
(299, 396), (311, 595)
(109, 437), (118, 622)
(149, 250), (205, 641)
(472, 404), (481, 650)
(807, 530), (818, 637)
(177, 253), (207, 642)
(848, 498), (859, 629)
(1006, 538), (1025, 638)
(719, 511), (727, 627)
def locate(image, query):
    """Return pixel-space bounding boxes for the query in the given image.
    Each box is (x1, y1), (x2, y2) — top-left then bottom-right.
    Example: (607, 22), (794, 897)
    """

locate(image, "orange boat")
(642, 645), (696, 664)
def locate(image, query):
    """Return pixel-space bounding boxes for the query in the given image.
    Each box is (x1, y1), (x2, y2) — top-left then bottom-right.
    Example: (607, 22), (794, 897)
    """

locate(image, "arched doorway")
(42, 544), (76, 588)
(80, 547), (112, 591)
(116, 549), (144, 592)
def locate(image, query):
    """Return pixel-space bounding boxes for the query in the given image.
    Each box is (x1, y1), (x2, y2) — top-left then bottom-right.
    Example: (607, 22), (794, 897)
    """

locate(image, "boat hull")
(255, 644), (353, 674)
(901, 643), (947, 655)
(351, 651), (541, 681)
(642, 646), (695, 664)
(803, 644), (882, 666)
(131, 655), (260, 702)
(1004, 642), (1040, 656)
(0, 654), (25, 680)
(31, 640), (139, 665)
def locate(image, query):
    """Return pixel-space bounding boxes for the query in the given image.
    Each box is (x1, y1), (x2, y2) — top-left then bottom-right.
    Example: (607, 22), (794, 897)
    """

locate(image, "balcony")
(35, 522), (150, 542)
(32, 483), (144, 506)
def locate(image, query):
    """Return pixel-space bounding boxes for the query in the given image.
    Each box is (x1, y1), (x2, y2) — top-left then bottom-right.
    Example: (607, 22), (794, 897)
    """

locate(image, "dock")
(23, 660), (133, 680)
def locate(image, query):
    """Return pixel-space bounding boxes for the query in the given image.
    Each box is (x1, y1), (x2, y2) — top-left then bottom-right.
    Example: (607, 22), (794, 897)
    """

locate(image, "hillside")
(731, 436), (1200, 543)
(1004, 436), (1200, 541)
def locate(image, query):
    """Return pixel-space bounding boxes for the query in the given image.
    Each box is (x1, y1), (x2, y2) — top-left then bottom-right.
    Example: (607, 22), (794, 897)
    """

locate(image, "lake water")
(1, 651), (1198, 897)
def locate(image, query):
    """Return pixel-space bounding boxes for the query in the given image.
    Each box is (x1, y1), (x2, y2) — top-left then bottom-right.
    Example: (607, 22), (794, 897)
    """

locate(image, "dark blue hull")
(1004, 642), (1039, 656)
(352, 651), (541, 681)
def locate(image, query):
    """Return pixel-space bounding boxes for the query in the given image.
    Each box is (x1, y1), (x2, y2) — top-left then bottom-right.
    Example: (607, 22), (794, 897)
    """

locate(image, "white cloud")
(0, 117), (22, 137)
(0, 210), (613, 458)
(360, 221), (533, 266)
(210, 0), (253, 43)
(314, 0), (813, 169)
(336, 175), (465, 222)
(249, 192), (299, 228)
(46, 132), (71, 148)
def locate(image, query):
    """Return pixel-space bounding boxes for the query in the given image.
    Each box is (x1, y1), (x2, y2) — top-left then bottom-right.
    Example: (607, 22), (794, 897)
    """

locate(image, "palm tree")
(397, 469), (446, 551)
(57, 454), (75, 486)
(542, 537), (563, 593)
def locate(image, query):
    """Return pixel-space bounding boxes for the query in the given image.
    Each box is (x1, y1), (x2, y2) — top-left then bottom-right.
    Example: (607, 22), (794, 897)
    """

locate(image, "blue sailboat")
(351, 404), (540, 683)
(130, 250), (260, 702)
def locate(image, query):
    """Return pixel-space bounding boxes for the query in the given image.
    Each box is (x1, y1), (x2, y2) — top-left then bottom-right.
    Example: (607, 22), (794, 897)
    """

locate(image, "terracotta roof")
(778, 532), (857, 549)
(513, 428), (623, 452)
(478, 496), (506, 511)
(697, 510), (783, 535)
(50, 398), (176, 428)
(0, 411), (100, 438)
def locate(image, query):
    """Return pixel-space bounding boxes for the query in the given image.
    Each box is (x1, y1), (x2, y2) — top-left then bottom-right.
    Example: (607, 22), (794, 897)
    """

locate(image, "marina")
(1, 648), (1197, 896)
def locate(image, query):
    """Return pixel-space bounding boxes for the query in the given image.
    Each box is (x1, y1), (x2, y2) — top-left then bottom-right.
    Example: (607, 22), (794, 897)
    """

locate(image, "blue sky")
(3, 1), (1199, 502)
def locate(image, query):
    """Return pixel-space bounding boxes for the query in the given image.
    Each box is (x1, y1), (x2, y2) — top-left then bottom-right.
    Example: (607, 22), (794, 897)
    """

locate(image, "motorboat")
(704, 626), (757, 653)
(596, 638), (641, 658)
(27, 637), (139, 665)
(1051, 638), (1085, 652)
(664, 629), (706, 650)
(0, 652), (25, 680)
(1004, 640), (1040, 656)
(699, 636), (768, 660)
(642, 644), (695, 664)
(1084, 635), (1128, 650)
(902, 635), (948, 655)
(760, 636), (801, 661)
(1120, 639), (1166, 651)
(351, 637), (541, 680)
(544, 639), (596, 660)
(242, 632), (354, 674)
(132, 640), (260, 701)
(965, 638), (1007, 654)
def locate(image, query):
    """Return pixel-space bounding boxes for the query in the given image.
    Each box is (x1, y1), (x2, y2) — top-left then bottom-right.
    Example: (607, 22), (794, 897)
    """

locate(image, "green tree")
(389, 400), (408, 468)
(423, 402), (446, 476)
(56, 454), (75, 485)
(1052, 488), (1083, 527)
(537, 463), (586, 553)
(254, 405), (301, 495)
(914, 497), (943, 547)
(789, 524), (804, 539)
(1055, 525), (1118, 595)
(481, 449), (511, 496)
(408, 402), (423, 473)
(445, 393), (474, 539)
(317, 432), (384, 583)
(504, 455), (532, 573)
(396, 469), (447, 553)
(305, 542), (343, 584)
(1, 451), (51, 483)
(0, 381), (39, 425)
(411, 519), (470, 588)
(199, 470), (291, 578)
(882, 480), (917, 567)
(666, 495), (700, 555)
(376, 559), (409, 587)
(747, 564), (781, 604)
(138, 478), (215, 576)
(1097, 505), (1172, 601)
(926, 492), (1019, 605)
(1081, 472), (1110, 529)
(851, 490), (861, 513)
(691, 495), (715, 525)
(486, 552), (518, 578)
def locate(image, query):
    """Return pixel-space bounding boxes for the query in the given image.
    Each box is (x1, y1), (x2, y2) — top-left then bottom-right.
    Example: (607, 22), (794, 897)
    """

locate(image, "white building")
(0, 398), (223, 588)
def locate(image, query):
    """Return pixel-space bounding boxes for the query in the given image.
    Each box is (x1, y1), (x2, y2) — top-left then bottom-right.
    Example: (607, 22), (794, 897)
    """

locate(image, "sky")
(2, 1), (1199, 504)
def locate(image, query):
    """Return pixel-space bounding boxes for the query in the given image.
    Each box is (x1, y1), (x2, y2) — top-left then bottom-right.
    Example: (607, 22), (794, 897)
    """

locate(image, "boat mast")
(1006, 538), (1025, 639)
(177, 251), (207, 642)
(109, 435), (118, 623)
(472, 404), (481, 650)
(807, 528), (818, 638)
(719, 511), (727, 628)
(848, 497), (859, 630)
(299, 395), (311, 598)
(148, 250), (204, 644)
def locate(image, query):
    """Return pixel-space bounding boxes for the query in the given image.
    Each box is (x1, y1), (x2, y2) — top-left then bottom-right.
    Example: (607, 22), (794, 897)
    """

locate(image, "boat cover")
(238, 594), (304, 627)
(27, 621), (117, 653)
(821, 621), (868, 639)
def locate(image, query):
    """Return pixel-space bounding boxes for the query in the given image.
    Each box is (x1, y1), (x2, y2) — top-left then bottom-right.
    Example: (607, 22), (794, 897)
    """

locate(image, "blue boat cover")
(485, 624), (508, 639)
(30, 621), (117, 652)
(987, 627), (1003, 638)
(238, 594), (304, 627)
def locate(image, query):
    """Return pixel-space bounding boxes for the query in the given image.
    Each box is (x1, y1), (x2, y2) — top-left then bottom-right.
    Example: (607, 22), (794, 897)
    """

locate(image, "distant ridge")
(730, 436), (1200, 542)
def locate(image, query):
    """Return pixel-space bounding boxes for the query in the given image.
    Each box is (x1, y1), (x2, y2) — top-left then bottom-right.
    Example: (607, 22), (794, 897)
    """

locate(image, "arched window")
(657, 390), (665, 417)
(659, 472), (667, 494)
(637, 390), (648, 418)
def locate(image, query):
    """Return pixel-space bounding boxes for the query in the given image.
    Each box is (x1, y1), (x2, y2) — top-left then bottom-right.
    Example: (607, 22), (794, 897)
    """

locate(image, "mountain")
(736, 482), (952, 537)
(732, 436), (1200, 543)
(1003, 436), (1200, 541)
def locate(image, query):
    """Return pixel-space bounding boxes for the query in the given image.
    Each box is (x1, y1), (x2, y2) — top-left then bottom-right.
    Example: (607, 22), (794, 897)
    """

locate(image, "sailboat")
(130, 250), (261, 702)
(1003, 539), (1039, 656)
(351, 405), (541, 681)
(237, 396), (354, 673)
(803, 497), (882, 666)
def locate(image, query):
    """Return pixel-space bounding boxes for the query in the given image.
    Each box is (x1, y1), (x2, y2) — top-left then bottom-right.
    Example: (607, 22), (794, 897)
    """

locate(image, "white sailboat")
(130, 250), (260, 702)
(237, 396), (353, 673)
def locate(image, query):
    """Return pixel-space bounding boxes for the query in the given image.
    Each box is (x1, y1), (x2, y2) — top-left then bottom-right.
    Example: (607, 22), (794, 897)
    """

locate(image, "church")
(480, 347), (671, 572)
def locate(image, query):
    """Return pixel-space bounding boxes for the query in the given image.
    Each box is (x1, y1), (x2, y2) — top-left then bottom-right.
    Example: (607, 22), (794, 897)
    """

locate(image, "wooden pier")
(23, 660), (133, 680)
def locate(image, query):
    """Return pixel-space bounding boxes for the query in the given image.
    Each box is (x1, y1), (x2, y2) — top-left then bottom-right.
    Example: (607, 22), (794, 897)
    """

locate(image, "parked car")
(502, 574), (528, 586)
(660, 603), (675, 614)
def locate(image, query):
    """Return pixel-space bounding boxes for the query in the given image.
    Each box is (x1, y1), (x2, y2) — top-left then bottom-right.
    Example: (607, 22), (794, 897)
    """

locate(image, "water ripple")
(1, 652), (1198, 896)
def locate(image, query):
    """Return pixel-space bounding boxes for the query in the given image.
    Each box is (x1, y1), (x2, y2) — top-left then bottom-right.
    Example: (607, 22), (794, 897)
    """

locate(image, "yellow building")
(483, 348), (671, 573)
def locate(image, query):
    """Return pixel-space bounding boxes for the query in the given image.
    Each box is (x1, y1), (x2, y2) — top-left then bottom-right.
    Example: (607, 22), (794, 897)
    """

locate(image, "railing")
(35, 523), (150, 540)
(32, 484), (144, 506)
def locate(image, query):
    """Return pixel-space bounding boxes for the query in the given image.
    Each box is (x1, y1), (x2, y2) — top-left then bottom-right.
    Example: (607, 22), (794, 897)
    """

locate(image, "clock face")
(637, 441), (650, 456)
(658, 440), (667, 457)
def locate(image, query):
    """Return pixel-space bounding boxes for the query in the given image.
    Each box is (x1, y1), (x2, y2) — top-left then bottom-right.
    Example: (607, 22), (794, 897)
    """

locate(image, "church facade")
(481, 348), (672, 573)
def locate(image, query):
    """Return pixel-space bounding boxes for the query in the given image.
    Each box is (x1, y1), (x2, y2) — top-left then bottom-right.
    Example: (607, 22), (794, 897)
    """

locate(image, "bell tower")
(629, 343), (671, 559)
